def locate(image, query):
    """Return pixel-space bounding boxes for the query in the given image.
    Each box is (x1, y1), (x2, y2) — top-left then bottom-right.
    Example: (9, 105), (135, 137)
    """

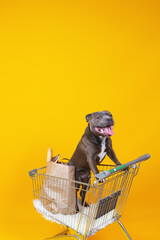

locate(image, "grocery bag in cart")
(40, 160), (76, 215)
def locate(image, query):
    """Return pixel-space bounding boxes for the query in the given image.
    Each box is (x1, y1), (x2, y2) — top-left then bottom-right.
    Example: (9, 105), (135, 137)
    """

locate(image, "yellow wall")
(0, 0), (160, 239)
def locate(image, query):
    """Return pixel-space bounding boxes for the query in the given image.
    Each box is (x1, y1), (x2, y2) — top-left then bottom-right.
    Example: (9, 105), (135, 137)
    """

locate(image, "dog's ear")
(85, 114), (92, 122)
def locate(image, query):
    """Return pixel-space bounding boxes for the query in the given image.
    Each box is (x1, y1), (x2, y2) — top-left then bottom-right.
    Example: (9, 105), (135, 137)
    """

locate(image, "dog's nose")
(108, 118), (113, 125)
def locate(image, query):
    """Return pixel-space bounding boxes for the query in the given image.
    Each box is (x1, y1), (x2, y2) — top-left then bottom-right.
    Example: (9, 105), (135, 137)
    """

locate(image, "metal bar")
(29, 169), (37, 177)
(44, 228), (68, 239)
(29, 166), (47, 177)
(95, 154), (150, 180)
(45, 234), (82, 239)
(83, 182), (98, 237)
(116, 220), (132, 240)
(77, 182), (90, 235)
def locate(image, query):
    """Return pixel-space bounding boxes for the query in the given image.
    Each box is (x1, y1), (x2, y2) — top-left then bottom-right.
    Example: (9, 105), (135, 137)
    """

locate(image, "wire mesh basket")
(29, 154), (150, 240)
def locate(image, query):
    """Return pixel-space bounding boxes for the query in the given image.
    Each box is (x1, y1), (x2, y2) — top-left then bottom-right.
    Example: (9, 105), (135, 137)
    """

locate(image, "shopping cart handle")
(95, 153), (151, 181)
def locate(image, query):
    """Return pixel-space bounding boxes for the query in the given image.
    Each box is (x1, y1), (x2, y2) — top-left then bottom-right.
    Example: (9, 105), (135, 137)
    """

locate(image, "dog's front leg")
(87, 157), (99, 175)
(107, 138), (121, 165)
(107, 148), (121, 165)
(85, 150), (99, 175)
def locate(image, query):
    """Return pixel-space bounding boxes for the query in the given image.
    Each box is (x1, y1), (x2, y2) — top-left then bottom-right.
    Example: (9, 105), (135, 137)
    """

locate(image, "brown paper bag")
(40, 161), (76, 215)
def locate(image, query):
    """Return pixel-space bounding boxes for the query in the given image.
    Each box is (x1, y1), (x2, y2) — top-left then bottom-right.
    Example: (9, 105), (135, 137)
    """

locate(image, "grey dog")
(68, 110), (121, 207)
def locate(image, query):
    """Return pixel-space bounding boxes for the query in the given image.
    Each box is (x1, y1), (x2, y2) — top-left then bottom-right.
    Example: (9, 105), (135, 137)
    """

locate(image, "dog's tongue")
(95, 126), (114, 136)
(103, 127), (114, 136)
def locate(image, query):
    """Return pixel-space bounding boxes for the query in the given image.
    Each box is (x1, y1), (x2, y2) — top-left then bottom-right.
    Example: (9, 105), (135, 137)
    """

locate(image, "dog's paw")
(124, 167), (129, 172)
(99, 178), (106, 183)
(95, 176), (106, 184)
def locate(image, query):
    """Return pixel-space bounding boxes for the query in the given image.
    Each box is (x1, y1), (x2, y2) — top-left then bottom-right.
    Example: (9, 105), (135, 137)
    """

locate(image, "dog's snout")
(108, 118), (113, 125)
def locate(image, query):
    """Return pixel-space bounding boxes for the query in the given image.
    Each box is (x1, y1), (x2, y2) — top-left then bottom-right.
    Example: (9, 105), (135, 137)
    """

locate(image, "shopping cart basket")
(29, 154), (150, 240)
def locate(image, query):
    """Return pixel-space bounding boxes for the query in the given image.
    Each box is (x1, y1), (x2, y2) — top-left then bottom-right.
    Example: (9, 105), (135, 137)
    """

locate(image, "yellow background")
(0, 0), (160, 239)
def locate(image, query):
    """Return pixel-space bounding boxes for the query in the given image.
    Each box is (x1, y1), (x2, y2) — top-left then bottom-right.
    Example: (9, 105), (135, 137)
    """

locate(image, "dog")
(68, 110), (121, 207)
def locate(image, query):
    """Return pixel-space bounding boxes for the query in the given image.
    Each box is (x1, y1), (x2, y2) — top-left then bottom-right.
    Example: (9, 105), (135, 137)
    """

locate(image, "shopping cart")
(29, 154), (150, 240)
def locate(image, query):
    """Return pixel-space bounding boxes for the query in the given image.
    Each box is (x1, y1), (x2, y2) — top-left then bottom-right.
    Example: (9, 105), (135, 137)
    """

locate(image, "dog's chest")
(98, 137), (107, 163)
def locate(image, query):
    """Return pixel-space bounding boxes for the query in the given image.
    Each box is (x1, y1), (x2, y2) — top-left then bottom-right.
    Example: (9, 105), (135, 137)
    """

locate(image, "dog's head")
(86, 110), (114, 137)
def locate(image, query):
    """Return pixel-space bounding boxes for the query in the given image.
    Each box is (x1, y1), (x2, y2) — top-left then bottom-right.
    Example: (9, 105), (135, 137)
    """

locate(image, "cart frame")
(29, 154), (150, 239)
